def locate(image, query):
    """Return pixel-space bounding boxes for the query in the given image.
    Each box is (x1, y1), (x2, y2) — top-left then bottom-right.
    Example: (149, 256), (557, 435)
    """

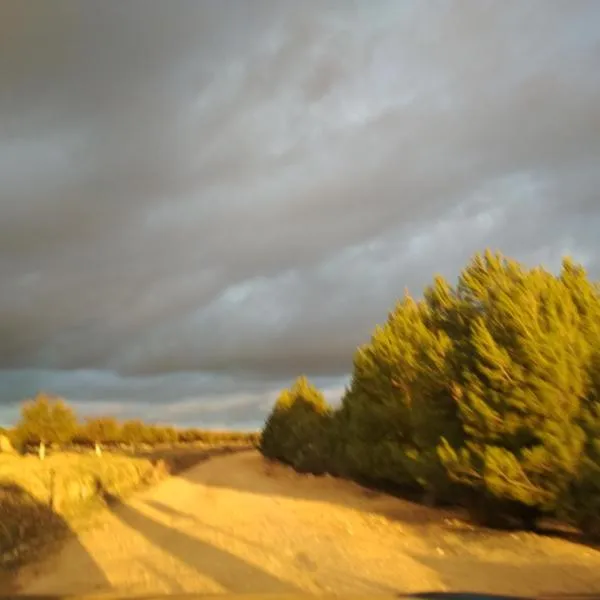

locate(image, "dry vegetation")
(0, 442), (252, 573)
(0, 451), (161, 568)
(14, 451), (600, 597)
(0, 392), (259, 574)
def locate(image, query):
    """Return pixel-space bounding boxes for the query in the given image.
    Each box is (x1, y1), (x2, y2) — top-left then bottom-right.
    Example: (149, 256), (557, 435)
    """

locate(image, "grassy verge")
(0, 452), (165, 569)
(0, 444), (251, 572)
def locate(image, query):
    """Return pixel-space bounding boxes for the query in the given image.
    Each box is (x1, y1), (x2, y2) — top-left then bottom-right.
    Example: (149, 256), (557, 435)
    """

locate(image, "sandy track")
(15, 450), (600, 597)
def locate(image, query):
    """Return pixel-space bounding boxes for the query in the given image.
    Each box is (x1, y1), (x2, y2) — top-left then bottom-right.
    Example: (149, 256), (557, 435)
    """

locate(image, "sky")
(1, 1), (599, 428)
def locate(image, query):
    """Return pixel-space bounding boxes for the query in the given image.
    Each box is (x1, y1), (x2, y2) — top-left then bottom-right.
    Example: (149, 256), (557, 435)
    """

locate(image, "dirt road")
(15, 450), (600, 597)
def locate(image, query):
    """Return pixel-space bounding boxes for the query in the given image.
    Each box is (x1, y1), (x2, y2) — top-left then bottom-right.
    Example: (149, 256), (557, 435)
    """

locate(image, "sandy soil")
(14, 450), (600, 597)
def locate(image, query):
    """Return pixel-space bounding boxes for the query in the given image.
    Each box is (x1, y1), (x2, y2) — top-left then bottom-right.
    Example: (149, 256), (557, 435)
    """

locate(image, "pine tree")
(337, 293), (458, 497)
(260, 376), (331, 473)
(439, 254), (589, 525)
(560, 261), (600, 536)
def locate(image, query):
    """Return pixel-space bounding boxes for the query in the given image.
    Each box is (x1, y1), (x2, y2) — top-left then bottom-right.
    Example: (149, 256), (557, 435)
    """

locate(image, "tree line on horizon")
(1, 393), (258, 459)
(260, 250), (600, 538)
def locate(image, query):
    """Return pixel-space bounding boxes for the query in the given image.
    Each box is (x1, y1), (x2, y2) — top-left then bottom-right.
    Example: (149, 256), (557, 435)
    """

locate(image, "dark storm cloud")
(1, 1), (599, 425)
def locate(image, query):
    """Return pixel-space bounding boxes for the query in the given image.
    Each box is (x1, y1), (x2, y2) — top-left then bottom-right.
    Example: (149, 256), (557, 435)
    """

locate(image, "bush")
(177, 429), (258, 445)
(79, 417), (121, 455)
(261, 376), (331, 474)
(0, 452), (167, 569)
(120, 420), (146, 446)
(15, 393), (78, 459)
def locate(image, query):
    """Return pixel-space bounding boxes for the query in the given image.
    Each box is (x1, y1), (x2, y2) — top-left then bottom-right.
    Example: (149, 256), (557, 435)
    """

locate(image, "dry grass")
(0, 451), (165, 570)
(0, 444), (251, 572)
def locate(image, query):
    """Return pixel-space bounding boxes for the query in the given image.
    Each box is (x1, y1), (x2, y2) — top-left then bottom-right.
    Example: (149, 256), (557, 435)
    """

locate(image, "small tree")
(261, 376), (331, 474)
(17, 393), (77, 460)
(121, 420), (145, 448)
(84, 416), (120, 456)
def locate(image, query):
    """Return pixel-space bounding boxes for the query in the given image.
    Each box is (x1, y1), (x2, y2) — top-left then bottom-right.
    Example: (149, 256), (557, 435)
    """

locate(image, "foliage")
(261, 376), (331, 474)
(333, 292), (459, 499)
(260, 250), (600, 537)
(567, 399), (600, 537)
(562, 265), (600, 536)
(83, 416), (121, 445)
(120, 420), (146, 445)
(439, 253), (591, 525)
(9, 397), (255, 454)
(16, 393), (78, 451)
(0, 453), (165, 569)
(177, 428), (259, 445)
(69, 418), (257, 449)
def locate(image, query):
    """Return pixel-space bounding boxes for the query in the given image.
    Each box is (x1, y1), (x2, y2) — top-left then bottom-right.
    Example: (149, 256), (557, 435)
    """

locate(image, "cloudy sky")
(1, 1), (599, 428)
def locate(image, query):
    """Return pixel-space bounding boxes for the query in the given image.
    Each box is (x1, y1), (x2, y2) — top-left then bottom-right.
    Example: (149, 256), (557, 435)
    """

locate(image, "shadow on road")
(174, 450), (600, 595)
(143, 499), (272, 554)
(180, 451), (600, 554)
(179, 449), (457, 527)
(142, 499), (402, 596)
(105, 496), (299, 594)
(143, 498), (198, 521)
(0, 482), (111, 595)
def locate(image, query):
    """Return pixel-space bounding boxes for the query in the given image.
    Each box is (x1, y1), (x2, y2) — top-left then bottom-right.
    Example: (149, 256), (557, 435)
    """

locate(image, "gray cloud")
(1, 1), (599, 426)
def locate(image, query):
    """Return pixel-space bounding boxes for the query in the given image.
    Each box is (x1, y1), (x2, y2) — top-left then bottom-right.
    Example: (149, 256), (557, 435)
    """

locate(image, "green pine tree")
(560, 261), (600, 537)
(260, 376), (331, 474)
(439, 254), (589, 526)
(336, 293), (458, 498)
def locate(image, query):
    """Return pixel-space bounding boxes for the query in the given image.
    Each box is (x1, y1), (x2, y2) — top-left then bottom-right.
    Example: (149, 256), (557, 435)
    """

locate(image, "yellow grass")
(0, 451), (165, 569)
(0, 444), (251, 570)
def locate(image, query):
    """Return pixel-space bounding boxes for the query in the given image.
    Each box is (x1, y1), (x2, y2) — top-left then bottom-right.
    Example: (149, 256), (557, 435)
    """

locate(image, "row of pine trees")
(260, 251), (600, 538)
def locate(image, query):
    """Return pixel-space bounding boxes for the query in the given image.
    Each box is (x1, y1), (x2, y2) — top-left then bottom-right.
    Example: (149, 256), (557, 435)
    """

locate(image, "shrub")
(0, 452), (167, 569)
(15, 393), (78, 460)
(81, 416), (121, 455)
(261, 376), (331, 474)
(120, 420), (146, 446)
